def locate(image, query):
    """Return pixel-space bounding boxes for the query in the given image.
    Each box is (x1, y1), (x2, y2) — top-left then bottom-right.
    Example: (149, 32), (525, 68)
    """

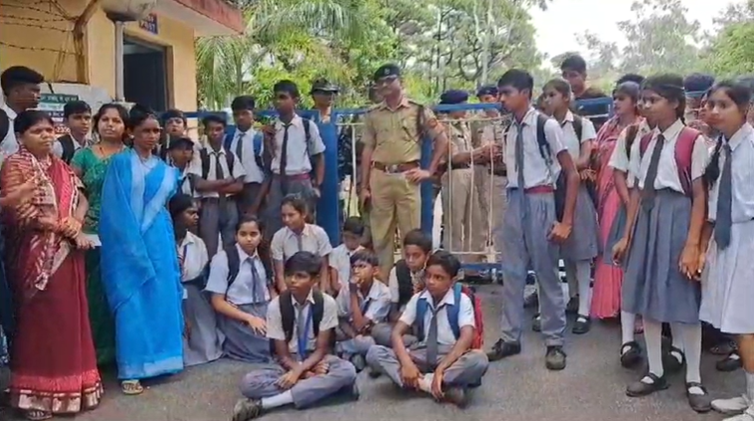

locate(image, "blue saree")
(99, 150), (184, 380)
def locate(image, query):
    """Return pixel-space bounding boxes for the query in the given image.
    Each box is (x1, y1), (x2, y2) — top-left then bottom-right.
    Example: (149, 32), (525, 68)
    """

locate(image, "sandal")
(626, 372), (669, 397)
(620, 341), (642, 368)
(26, 410), (52, 421)
(121, 379), (144, 395)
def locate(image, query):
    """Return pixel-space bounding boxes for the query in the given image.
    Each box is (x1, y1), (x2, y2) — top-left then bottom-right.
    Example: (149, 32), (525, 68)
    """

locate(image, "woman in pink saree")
(591, 81), (642, 320)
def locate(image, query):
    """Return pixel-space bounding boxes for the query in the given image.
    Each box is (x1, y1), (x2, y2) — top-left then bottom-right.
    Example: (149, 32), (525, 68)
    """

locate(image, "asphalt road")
(6, 285), (742, 421)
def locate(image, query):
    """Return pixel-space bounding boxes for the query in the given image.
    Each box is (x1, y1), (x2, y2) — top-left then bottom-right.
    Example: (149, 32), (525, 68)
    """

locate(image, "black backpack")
(0, 109), (10, 144)
(394, 259), (416, 308)
(279, 289), (325, 343)
(57, 134), (76, 164)
(200, 147), (235, 180)
(223, 244), (272, 300)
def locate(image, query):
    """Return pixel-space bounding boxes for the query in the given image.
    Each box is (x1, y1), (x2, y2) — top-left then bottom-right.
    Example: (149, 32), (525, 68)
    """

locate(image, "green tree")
(703, 21), (754, 77)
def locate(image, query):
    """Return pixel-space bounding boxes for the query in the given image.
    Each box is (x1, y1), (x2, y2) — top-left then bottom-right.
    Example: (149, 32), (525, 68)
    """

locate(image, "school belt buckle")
(373, 161), (419, 174)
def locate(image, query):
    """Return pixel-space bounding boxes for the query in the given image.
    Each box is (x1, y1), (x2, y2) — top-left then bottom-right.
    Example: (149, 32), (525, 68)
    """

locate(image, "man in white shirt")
(0, 66), (43, 157)
(228, 95), (267, 217)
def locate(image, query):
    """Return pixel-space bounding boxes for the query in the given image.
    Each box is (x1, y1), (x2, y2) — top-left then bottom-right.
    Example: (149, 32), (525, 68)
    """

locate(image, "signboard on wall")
(139, 13), (158, 35)
(38, 93), (80, 135)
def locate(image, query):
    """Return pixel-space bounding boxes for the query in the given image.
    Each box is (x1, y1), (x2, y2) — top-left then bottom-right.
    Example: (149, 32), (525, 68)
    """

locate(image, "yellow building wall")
(1, 0), (198, 111)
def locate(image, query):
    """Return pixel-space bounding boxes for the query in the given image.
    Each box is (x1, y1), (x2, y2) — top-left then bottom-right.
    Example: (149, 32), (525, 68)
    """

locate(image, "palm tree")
(196, 0), (369, 110)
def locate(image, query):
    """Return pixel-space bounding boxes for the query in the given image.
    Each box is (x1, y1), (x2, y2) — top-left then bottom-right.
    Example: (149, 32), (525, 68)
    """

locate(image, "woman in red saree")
(1, 111), (102, 420)
(591, 81), (642, 321)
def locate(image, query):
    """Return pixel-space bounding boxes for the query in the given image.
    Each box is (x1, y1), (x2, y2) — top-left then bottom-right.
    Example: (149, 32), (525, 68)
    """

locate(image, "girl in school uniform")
(612, 74), (711, 413)
(206, 215), (274, 363)
(698, 80), (754, 420)
(270, 195), (333, 294)
(169, 193), (223, 367)
(542, 78), (599, 334)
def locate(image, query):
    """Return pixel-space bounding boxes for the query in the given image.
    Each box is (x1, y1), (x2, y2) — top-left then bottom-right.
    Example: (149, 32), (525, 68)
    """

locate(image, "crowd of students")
(0, 53), (750, 421)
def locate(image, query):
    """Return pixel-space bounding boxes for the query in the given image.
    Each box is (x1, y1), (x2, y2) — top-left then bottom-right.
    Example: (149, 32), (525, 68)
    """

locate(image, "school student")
(0, 66), (43, 157)
(366, 250), (488, 407)
(189, 114), (246, 257)
(271, 196), (332, 295)
(262, 80), (326, 236)
(371, 229), (432, 348)
(158, 108), (188, 160)
(170, 193), (223, 366)
(486, 69), (579, 371)
(207, 215), (274, 363)
(54, 100), (92, 164)
(612, 74), (711, 412)
(232, 251), (358, 421)
(227, 95), (267, 217)
(329, 216), (365, 294)
(168, 136), (197, 197)
(559, 54), (610, 127)
(697, 81), (754, 420)
(335, 250), (391, 371)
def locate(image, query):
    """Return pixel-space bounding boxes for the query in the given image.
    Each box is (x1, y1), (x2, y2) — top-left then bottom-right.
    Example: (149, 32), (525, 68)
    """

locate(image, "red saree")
(1, 150), (102, 414)
(591, 116), (637, 319)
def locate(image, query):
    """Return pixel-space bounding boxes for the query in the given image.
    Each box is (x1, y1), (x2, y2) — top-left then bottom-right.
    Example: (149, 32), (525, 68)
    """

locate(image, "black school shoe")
(662, 346), (685, 374)
(545, 346), (567, 371)
(572, 315), (591, 335)
(620, 341), (643, 368)
(232, 398), (263, 421)
(532, 314), (542, 332)
(487, 339), (521, 362)
(626, 373), (669, 397)
(686, 382), (712, 413)
(442, 386), (469, 408)
(716, 351), (742, 372)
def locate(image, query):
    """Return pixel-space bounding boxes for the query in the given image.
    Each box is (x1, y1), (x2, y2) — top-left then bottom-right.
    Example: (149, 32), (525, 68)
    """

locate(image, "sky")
(528, 0), (739, 68)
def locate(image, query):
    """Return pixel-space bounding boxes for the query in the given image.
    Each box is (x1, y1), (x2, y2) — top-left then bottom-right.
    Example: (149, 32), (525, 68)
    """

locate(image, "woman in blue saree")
(99, 105), (184, 395)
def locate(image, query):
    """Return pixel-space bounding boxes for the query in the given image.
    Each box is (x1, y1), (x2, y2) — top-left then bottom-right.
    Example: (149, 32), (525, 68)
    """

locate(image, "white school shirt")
(270, 115), (326, 175)
(399, 288), (475, 347)
(229, 127), (265, 183)
(178, 232), (209, 299)
(266, 290), (339, 354)
(329, 244), (364, 288)
(52, 135), (91, 159)
(187, 144), (246, 199)
(336, 279), (392, 323)
(628, 119), (709, 194)
(608, 120), (652, 189)
(504, 108), (567, 189)
(205, 243), (271, 305)
(559, 111), (597, 160)
(707, 124), (754, 223)
(0, 103), (18, 157)
(388, 266), (424, 305)
(173, 165), (194, 196)
(271, 224), (333, 262)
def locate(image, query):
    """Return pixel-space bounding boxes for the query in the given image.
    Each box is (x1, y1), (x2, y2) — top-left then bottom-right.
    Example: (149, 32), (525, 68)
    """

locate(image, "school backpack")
(393, 259), (416, 308)
(223, 244), (273, 299)
(224, 130), (266, 172)
(199, 147), (236, 180)
(638, 126), (700, 197)
(279, 289), (325, 343)
(415, 283), (484, 349)
(0, 109), (9, 144)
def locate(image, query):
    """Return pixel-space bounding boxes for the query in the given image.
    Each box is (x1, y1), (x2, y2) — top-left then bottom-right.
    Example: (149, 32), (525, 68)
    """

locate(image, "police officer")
(360, 64), (449, 278)
(310, 78), (339, 124)
(438, 90), (484, 268)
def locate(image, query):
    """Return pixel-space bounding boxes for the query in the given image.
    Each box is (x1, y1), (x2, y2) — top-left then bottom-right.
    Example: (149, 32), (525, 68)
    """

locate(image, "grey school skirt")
(218, 302), (272, 363)
(622, 189), (701, 324)
(602, 205), (627, 266)
(561, 184), (599, 262)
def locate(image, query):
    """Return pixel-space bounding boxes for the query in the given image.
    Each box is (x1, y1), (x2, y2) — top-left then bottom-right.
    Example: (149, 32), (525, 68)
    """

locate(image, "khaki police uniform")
(442, 120), (484, 262)
(362, 97), (442, 277)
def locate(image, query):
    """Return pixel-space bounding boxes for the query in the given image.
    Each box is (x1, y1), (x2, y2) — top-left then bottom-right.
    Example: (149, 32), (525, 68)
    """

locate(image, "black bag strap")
(572, 115), (584, 141)
(280, 290), (324, 343)
(224, 245), (240, 299)
(624, 124), (640, 158)
(200, 149), (210, 179)
(535, 113), (552, 167)
(58, 134), (76, 164)
(0, 109), (9, 143)
(394, 259), (414, 307)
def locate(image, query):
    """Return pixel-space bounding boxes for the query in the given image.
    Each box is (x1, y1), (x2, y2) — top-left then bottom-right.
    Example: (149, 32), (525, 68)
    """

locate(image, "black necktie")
(714, 144), (733, 249)
(279, 123), (292, 195)
(425, 304), (444, 367)
(215, 152), (226, 200)
(641, 134), (665, 210)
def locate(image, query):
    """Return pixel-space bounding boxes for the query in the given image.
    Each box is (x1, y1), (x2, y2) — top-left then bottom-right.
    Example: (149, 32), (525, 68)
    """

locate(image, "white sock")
(620, 311), (636, 345)
(673, 322), (703, 394)
(260, 390), (294, 409)
(671, 326), (684, 358)
(418, 373), (433, 393)
(642, 319), (664, 383)
(566, 261), (578, 299)
(746, 372), (753, 403)
(575, 260), (591, 316)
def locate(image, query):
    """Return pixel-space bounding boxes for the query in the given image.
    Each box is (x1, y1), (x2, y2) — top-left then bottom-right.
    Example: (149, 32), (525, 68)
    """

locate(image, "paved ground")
(7, 285), (741, 421)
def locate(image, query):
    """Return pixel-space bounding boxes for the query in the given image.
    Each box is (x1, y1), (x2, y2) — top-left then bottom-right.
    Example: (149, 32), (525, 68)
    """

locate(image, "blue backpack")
(415, 283), (465, 342)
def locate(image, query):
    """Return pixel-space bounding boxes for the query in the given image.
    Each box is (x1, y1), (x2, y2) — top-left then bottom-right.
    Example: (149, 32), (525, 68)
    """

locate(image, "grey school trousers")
(366, 344), (488, 387)
(200, 197), (238, 258)
(239, 354), (356, 409)
(499, 189), (566, 347)
(265, 174), (317, 238)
